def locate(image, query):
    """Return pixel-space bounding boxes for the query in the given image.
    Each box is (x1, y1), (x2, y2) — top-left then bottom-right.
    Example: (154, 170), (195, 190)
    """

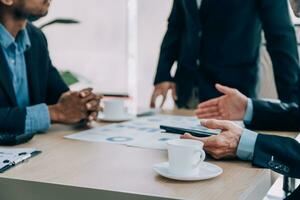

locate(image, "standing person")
(150, 0), (300, 109)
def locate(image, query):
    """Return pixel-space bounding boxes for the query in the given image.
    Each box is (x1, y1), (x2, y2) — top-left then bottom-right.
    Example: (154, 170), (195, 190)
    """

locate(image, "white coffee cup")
(167, 139), (206, 177)
(103, 99), (126, 119)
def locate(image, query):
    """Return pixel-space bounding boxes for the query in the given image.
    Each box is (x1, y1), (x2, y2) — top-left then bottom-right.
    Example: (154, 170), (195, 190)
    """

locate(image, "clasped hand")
(49, 88), (102, 125)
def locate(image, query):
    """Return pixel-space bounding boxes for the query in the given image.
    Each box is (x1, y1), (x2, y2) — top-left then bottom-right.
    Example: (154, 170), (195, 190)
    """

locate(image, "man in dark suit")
(0, 0), (101, 142)
(151, 0), (300, 109)
(181, 119), (300, 199)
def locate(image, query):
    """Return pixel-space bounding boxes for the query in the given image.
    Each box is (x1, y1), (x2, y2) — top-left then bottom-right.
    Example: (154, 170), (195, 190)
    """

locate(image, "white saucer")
(98, 114), (135, 122)
(153, 162), (223, 181)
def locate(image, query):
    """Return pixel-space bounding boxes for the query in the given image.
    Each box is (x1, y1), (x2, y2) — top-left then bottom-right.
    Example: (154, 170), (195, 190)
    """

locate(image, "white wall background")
(36, 0), (128, 94)
(36, 0), (173, 108)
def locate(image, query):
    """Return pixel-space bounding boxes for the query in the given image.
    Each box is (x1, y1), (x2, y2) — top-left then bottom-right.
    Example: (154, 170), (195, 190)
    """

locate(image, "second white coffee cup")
(167, 139), (206, 177)
(103, 99), (126, 119)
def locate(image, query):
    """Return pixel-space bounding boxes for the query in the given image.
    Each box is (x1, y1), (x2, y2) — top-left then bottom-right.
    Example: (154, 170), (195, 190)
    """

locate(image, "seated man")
(195, 84), (300, 131)
(181, 119), (300, 199)
(192, 83), (300, 198)
(0, 0), (101, 142)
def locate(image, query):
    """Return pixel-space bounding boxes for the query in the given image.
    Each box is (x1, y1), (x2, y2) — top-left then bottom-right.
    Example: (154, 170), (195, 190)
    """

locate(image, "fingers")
(79, 88), (93, 98)
(180, 133), (203, 141)
(195, 106), (219, 115)
(171, 84), (178, 101)
(197, 97), (220, 109)
(201, 119), (233, 130)
(86, 100), (100, 111)
(150, 91), (159, 108)
(181, 133), (216, 149)
(215, 84), (236, 95)
(159, 91), (167, 108)
(88, 112), (98, 121)
(150, 90), (168, 108)
(196, 112), (223, 119)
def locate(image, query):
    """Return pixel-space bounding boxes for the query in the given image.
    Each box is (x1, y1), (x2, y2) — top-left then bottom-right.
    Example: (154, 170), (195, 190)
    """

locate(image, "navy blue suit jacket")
(154, 0), (300, 107)
(0, 23), (69, 136)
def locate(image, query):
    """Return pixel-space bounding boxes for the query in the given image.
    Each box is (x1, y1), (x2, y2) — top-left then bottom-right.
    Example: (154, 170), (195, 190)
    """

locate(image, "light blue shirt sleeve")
(25, 104), (50, 134)
(243, 98), (254, 124)
(236, 129), (258, 161)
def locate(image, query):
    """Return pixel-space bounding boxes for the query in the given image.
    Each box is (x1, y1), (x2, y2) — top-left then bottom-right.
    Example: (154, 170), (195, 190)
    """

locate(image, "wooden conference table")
(0, 109), (298, 200)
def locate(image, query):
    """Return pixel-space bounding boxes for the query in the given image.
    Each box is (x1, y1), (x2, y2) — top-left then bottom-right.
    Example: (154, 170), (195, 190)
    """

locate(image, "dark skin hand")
(79, 88), (102, 124)
(49, 88), (102, 125)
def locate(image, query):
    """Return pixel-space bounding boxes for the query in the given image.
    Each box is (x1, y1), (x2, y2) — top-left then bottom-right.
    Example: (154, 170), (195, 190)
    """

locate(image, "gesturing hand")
(181, 119), (243, 159)
(195, 84), (248, 120)
(150, 82), (177, 108)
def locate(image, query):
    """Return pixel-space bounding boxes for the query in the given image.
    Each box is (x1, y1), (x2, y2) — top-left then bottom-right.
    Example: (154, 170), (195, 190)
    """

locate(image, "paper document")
(0, 148), (39, 172)
(66, 114), (216, 150)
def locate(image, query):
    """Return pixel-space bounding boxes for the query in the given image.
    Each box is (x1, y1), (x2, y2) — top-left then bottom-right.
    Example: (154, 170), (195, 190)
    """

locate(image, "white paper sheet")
(65, 114), (218, 150)
(0, 148), (37, 169)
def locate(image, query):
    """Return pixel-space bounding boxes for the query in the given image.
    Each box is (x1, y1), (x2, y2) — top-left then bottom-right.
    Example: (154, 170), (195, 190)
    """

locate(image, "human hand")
(79, 88), (102, 125)
(49, 90), (88, 124)
(181, 119), (243, 159)
(49, 88), (102, 124)
(195, 84), (248, 120)
(150, 82), (177, 108)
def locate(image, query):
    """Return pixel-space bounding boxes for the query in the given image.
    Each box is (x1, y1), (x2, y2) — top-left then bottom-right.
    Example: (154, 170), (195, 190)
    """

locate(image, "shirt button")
(268, 161), (275, 168)
(11, 59), (15, 64)
(196, 59), (200, 66)
(283, 166), (290, 173)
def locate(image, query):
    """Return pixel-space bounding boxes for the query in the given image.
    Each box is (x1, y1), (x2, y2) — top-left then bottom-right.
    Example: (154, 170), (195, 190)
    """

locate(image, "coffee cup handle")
(193, 149), (206, 168)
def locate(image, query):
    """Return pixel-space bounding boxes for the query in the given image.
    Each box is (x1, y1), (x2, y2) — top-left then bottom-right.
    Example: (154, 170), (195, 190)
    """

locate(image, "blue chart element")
(138, 128), (148, 131)
(147, 129), (161, 133)
(106, 136), (133, 142)
(147, 118), (161, 122)
(158, 138), (171, 142)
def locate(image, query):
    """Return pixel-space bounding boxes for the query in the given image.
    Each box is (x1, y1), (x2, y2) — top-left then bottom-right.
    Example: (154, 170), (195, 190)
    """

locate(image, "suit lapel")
(0, 48), (18, 106)
(25, 25), (40, 105)
(183, 0), (201, 27)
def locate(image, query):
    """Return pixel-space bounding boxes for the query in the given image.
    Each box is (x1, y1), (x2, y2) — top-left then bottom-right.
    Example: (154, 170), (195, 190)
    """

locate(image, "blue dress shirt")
(0, 24), (50, 134)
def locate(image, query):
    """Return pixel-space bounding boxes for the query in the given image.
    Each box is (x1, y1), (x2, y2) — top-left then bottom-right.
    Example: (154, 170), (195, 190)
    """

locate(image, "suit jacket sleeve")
(39, 32), (69, 105)
(253, 134), (300, 178)
(258, 0), (300, 103)
(45, 61), (69, 105)
(154, 0), (184, 85)
(0, 107), (26, 134)
(245, 99), (300, 131)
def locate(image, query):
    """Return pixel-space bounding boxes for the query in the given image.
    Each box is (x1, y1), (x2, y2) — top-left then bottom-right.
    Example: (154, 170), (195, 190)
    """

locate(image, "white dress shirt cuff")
(236, 129), (258, 161)
(243, 98), (254, 124)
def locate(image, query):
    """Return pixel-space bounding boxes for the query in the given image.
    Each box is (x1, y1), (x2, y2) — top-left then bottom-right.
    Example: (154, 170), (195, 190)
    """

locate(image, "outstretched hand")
(195, 84), (248, 120)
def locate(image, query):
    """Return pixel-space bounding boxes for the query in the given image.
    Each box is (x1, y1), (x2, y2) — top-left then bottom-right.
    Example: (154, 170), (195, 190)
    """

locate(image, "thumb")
(181, 133), (214, 147)
(200, 119), (232, 130)
(171, 84), (178, 101)
(215, 84), (236, 95)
